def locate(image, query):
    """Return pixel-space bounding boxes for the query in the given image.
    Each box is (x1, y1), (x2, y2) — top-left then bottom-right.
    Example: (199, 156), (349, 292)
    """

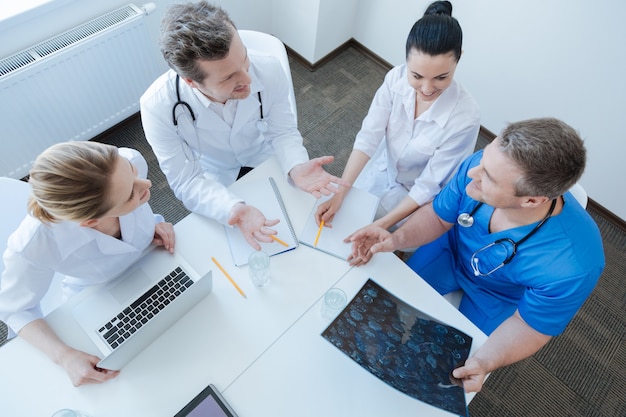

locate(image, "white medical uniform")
(0, 148), (163, 334)
(140, 54), (309, 225)
(352, 64), (481, 214)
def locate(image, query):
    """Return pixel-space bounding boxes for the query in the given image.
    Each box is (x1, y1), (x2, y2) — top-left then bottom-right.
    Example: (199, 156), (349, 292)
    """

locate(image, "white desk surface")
(0, 157), (487, 417)
(224, 251), (487, 417)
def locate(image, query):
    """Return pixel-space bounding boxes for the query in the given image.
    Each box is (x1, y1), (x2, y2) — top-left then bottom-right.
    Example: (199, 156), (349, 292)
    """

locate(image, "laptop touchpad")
(108, 268), (152, 305)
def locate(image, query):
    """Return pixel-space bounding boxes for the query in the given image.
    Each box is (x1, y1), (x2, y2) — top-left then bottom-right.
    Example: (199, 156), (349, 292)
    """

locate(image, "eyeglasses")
(467, 198), (558, 277)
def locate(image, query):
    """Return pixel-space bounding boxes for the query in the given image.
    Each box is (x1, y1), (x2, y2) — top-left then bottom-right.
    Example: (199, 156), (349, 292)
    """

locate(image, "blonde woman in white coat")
(0, 141), (175, 386)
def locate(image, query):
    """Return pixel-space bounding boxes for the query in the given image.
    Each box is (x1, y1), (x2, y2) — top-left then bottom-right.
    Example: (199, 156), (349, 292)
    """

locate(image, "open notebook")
(224, 177), (298, 266)
(299, 187), (379, 261)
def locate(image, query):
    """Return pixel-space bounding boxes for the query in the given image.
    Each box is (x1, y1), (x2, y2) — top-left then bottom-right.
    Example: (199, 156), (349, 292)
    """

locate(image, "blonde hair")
(28, 142), (119, 223)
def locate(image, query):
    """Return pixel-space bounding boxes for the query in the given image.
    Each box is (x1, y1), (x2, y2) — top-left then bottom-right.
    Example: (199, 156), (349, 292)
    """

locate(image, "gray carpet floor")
(1, 45), (624, 417)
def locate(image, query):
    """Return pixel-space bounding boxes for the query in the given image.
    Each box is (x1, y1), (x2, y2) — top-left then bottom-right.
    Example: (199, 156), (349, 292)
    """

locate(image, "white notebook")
(224, 177), (298, 266)
(299, 187), (379, 261)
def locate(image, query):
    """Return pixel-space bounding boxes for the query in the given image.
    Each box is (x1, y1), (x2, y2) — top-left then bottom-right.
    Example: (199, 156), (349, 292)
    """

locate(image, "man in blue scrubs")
(347, 117), (605, 393)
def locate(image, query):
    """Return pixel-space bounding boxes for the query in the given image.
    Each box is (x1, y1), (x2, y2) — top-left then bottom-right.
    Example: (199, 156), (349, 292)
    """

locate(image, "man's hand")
(228, 203), (279, 250)
(451, 356), (489, 393)
(451, 311), (552, 393)
(345, 225), (394, 266)
(153, 221), (175, 253)
(289, 156), (349, 198)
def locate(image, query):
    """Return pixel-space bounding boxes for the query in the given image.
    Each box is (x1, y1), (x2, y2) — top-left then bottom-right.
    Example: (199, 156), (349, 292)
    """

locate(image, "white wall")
(457, 0), (626, 220)
(352, 0), (626, 221)
(2, 0), (624, 220)
(314, 0), (358, 62)
(271, 0), (320, 60)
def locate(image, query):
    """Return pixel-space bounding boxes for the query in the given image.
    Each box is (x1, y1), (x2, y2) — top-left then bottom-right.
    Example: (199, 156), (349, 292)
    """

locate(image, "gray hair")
(160, 1), (237, 83)
(499, 118), (586, 199)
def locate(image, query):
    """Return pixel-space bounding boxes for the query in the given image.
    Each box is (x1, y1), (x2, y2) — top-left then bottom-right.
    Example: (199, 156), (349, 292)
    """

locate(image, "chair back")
(238, 30), (297, 122)
(568, 183), (588, 208)
(0, 177), (63, 316)
(0, 178), (31, 265)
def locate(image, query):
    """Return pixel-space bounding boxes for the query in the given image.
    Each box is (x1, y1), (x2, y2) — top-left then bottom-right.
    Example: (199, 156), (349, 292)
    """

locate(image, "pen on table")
(270, 234), (289, 247)
(314, 219), (325, 247)
(211, 257), (247, 299)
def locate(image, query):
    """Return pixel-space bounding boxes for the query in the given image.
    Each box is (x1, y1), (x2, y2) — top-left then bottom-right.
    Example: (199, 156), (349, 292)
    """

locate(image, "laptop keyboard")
(97, 266), (193, 350)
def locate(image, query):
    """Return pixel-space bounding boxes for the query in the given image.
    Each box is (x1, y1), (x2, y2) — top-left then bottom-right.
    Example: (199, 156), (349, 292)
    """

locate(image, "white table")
(0, 157), (487, 417)
(224, 251), (487, 417)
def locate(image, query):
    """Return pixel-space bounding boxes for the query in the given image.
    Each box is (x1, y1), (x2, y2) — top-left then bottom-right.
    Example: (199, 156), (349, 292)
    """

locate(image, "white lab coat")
(0, 149), (162, 334)
(140, 54), (309, 225)
(352, 64), (481, 213)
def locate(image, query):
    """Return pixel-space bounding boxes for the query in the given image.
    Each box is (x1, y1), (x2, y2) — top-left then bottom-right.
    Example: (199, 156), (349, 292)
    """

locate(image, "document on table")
(322, 279), (472, 417)
(224, 177), (298, 266)
(299, 187), (379, 261)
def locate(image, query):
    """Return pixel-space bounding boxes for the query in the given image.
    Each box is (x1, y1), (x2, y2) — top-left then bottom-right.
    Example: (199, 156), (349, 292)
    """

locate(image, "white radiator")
(0, 3), (162, 179)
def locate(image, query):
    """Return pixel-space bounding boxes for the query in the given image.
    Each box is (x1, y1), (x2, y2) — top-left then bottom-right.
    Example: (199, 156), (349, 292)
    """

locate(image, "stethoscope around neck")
(171, 74), (268, 133)
(458, 199), (558, 275)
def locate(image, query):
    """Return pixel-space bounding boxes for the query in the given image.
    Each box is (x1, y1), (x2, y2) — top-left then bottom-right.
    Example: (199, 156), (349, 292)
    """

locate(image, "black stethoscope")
(458, 199), (557, 275)
(171, 74), (268, 133)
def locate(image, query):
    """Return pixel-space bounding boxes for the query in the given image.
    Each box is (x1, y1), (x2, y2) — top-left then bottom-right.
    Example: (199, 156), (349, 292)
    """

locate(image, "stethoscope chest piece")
(457, 212), (475, 227)
(457, 202), (483, 228)
(256, 119), (269, 133)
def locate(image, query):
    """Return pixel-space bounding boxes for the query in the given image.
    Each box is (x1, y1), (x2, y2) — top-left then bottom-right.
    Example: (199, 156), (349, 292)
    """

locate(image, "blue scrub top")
(412, 151), (605, 336)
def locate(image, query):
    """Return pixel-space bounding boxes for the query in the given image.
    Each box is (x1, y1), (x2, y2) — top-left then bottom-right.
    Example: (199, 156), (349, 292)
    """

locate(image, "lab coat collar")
(52, 210), (150, 260)
(421, 79), (461, 128)
(190, 62), (264, 134)
(51, 222), (130, 260)
(393, 68), (461, 128)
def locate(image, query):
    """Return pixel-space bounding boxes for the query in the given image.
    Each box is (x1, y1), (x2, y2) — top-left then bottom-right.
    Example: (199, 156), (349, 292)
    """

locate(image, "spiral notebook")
(224, 177), (298, 266)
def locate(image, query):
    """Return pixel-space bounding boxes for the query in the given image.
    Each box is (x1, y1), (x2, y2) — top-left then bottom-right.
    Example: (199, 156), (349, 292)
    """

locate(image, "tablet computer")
(174, 383), (239, 417)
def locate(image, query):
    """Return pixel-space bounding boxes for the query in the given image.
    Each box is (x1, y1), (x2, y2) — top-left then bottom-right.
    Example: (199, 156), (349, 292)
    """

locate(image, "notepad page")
(299, 187), (379, 261)
(224, 177), (298, 266)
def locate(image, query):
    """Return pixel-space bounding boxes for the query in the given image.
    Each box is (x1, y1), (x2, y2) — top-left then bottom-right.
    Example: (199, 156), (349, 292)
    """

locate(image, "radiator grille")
(0, 3), (163, 179)
(0, 4), (141, 77)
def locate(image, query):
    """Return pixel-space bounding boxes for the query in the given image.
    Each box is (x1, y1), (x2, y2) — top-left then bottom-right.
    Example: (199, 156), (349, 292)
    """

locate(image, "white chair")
(568, 182), (588, 208)
(238, 30), (298, 122)
(0, 178), (63, 319)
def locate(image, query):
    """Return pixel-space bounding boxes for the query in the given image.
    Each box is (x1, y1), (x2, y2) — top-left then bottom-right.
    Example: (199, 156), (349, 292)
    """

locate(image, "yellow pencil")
(314, 220), (325, 247)
(270, 234), (289, 247)
(211, 257), (247, 299)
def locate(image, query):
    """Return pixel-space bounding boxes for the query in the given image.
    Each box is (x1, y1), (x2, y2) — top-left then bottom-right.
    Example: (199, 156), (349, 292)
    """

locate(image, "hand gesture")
(289, 156), (349, 198)
(228, 203), (279, 250)
(345, 225), (393, 266)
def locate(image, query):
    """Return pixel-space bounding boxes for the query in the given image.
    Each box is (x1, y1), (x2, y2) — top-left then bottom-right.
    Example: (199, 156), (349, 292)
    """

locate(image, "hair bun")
(424, 0), (453, 17)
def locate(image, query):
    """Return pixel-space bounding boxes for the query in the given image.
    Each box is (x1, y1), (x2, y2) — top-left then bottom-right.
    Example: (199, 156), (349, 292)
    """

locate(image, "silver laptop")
(71, 248), (212, 370)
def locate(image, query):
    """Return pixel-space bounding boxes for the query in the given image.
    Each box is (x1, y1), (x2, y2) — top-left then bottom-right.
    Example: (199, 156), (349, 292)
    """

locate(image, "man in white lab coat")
(141, 1), (344, 249)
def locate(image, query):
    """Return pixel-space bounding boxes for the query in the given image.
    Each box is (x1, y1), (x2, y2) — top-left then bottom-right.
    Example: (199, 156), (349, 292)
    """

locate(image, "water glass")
(51, 410), (93, 417)
(248, 251), (271, 287)
(321, 288), (347, 322)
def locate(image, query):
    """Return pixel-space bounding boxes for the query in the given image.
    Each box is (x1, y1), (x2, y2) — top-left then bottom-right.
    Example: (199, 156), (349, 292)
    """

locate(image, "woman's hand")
(153, 221), (175, 253)
(58, 347), (120, 386)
